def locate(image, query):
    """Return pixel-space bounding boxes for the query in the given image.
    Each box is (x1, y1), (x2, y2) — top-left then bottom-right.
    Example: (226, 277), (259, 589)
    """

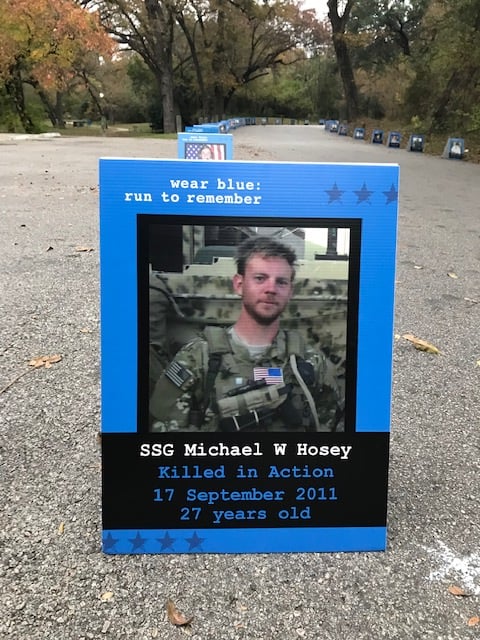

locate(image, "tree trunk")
(34, 82), (59, 127)
(212, 0), (227, 119)
(26, 75), (64, 127)
(144, 0), (176, 133)
(6, 65), (35, 133)
(327, 0), (359, 120)
(159, 68), (176, 132)
(55, 92), (66, 128)
(175, 12), (208, 119)
(331, 32), (359, 120)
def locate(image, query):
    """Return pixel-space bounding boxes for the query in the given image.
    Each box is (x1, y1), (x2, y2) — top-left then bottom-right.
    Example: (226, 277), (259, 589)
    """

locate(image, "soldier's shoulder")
(172, 335), (208, 363)
(173, 327), (232, 364)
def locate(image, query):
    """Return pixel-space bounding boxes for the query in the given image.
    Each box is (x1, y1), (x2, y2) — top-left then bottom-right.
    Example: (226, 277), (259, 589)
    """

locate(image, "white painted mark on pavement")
(424, 541), (480, 595)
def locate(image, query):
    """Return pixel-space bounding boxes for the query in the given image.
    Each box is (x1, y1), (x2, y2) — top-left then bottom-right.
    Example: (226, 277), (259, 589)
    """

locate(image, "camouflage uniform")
(150, 328), (343, 433)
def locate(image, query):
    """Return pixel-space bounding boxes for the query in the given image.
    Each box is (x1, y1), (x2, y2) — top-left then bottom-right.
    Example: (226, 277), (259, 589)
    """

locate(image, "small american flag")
(253, 367), (284, 385)
(185, 143), (225, 160)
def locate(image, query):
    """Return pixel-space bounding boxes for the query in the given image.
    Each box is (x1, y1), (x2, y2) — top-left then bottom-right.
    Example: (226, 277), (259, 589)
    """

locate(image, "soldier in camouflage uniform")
(150, 236), (343, 432)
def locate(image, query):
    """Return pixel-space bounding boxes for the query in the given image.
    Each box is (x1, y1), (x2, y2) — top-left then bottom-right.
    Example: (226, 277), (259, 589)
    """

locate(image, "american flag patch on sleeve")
(253, 367), (284, 385)
(165, 361), (194, 389)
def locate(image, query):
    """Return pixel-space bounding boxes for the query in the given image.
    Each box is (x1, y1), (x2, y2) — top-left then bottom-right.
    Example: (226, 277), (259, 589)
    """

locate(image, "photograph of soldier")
(149, 235), (345, 433)
(199, 144), (214, 159)
(449, 140), (462, 159)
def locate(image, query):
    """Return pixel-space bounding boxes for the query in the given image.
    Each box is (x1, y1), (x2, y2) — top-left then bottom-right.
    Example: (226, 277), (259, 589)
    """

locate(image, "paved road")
(1, 128), (479, 639)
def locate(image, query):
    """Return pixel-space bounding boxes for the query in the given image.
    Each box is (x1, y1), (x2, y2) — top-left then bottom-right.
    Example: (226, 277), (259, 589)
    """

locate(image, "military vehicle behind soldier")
(149, 232), (348, 433)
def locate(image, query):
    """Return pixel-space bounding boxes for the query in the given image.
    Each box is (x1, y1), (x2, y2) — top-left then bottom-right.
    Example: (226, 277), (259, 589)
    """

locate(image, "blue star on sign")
(157, 531), (176, 551)
(326, 182), (344, 203)
(103, 532), (119, 552)
(383, 184), (398, 204)
(355, 182), (373, 204)
(129, 531), (148, 552)
(186, 531), (205, 551)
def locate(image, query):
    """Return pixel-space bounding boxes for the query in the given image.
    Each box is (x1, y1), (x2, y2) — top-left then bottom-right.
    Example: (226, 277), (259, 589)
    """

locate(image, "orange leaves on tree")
(0, 0), (114, 88)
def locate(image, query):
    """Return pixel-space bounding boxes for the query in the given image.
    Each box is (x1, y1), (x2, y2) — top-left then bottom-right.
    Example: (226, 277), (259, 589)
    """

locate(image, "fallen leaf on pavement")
(414, 265), (423, 270)
(448, 585), (470, 597)
(166, 599), (193, 626)
(28, 354), (62, 368)
(447, 272), (458, 279)
(100, 591), (114, 602)
(402, 334), (441, 354)
(75, 246), (95, 252)
(464, 297), (479, 304)
(1, 354), (63, 395)
(468, 616), (480, 627)
(58, 522), (65, 535)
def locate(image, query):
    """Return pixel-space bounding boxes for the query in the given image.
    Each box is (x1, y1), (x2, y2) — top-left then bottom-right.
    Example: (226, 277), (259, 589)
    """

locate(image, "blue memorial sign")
(100, 159), (399, 554)
(329, 121), (339, 133)
(408, 134), (425, 152)
(442, 137), (465, 160)
(338, 124), (348, 136)
(178, 132), (233, 160)
(387, 132), (401, 148)
(353, 127), (365, 140)
(185, 120), (230, 134)
(372, 129), (384, 144)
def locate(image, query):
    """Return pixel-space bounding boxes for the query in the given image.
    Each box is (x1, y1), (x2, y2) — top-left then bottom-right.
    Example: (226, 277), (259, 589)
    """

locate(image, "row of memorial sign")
(185, 117), (466, 160)
(323, 119), (466, 159)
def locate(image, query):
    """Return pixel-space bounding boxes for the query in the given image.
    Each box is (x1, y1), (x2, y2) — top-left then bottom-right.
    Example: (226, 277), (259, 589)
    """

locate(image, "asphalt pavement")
(1, 126), (479, 639)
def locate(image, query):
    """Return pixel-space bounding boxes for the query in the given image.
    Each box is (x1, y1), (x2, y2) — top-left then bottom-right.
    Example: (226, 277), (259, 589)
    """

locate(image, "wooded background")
(1, 0), (478, 138)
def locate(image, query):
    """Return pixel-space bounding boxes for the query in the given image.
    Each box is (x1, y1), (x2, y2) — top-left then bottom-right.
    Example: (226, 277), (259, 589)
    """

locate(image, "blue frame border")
(99, 159), (398, 554)
(103, 526), (387, 554)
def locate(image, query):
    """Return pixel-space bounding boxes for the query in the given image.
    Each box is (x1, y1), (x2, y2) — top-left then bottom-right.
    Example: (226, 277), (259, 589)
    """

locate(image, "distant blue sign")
(407, 134), (425, 152)
(353, 127), (365, 140)
(178, 132), (233, 160)
(387, 132), (401, 148)
(185, 120), (230, 134)
(442, 137), (465, 160)
(372, 129), (384, 144)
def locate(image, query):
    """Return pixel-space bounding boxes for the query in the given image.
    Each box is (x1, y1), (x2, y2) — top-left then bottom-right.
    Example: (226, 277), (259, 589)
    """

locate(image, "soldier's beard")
(243, 300), (285, 326)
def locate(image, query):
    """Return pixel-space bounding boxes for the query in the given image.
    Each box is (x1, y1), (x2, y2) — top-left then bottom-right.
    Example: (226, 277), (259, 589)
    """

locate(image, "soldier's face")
(233, 255), (294, 325)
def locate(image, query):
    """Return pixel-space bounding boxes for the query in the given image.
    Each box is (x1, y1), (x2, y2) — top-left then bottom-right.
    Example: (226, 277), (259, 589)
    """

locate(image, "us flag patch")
(253, 367), (284, 385)
(165, 361), (193, 389)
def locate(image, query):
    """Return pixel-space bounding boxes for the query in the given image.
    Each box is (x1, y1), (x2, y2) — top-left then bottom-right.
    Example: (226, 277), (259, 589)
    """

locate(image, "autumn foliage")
(0, 0), (114, 89)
